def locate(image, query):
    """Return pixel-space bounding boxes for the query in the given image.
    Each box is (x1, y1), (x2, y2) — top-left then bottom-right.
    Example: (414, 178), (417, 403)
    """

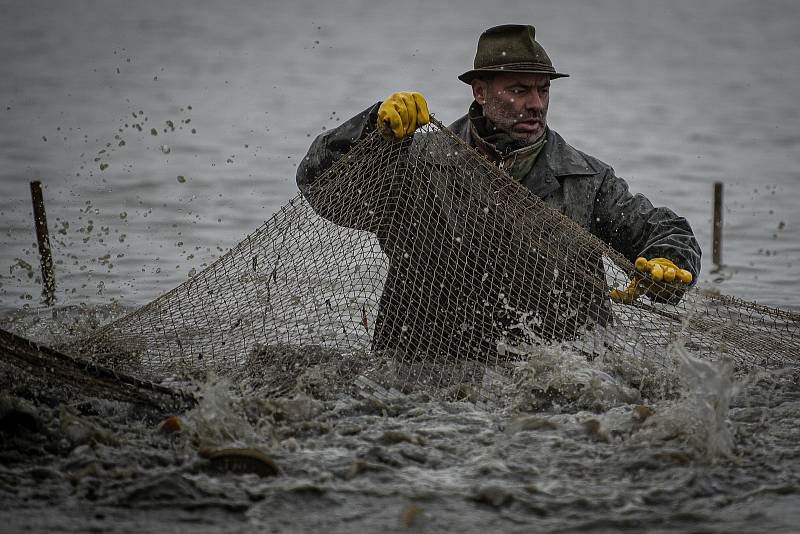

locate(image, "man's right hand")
(610, 257), (693, 305)
(377, 92), (430, 140)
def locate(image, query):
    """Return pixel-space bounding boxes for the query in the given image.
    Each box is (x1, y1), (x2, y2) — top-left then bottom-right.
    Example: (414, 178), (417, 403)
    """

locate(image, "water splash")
(677, 343), (736, 458)
(630, 341), (736, 460)
(0, 303), (130, 347)
(183, 376), (274, 450)
(503, 342), (642, 413)
(499, 330), (738, 462)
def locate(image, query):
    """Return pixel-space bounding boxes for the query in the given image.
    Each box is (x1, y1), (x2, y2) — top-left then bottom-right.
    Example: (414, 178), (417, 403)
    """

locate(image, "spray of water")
(629, 341), (736, 460)
(500, 325), (737, 461)
(503, 342), (643, 413)
(182, 376), (275, 450)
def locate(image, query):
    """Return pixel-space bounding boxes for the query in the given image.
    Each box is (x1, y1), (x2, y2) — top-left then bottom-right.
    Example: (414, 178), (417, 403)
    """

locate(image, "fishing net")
(0, 327), (194, 410)
(61, 116), (800, 401)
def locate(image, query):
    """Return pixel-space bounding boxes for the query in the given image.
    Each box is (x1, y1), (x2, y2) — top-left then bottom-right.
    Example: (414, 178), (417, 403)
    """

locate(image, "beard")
(482, 97), (547, 145)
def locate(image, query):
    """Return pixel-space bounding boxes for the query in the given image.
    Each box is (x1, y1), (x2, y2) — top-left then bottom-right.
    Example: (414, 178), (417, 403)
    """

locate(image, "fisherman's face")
(471, 72), (550, 144)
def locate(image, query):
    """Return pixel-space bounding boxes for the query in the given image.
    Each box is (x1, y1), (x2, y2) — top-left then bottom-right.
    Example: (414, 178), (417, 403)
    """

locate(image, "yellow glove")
(610, 257), (693, 305)
(376, 92), (430, 140)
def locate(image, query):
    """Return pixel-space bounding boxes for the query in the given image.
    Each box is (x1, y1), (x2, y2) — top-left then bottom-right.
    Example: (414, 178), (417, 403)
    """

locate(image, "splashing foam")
(503, 342), (644, 413)
(629, 342), (736, 460)
(502, 329), (737, 461)
(0, 303), (131, 347)
(183, 376), (274, 449)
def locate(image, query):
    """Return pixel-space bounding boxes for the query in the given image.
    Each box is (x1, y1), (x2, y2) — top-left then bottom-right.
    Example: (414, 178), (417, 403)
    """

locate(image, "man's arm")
(296, 103), (397, 232)
(296, 92), (430, 195)
(296, 103), (380, 195)
(592, 168), (702, 286)
(295, 94), (429, 233)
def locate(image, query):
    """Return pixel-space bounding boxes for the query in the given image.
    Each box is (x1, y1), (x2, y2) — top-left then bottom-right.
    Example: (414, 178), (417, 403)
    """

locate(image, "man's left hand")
(610, 257), (693, 304)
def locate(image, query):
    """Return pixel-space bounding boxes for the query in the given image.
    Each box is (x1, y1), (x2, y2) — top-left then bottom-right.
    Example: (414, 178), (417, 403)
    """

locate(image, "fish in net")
(14, 115), (798, 402)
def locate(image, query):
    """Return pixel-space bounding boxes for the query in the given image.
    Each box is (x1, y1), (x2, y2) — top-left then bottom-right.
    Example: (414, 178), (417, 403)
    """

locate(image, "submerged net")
(71, 116), (799, 400)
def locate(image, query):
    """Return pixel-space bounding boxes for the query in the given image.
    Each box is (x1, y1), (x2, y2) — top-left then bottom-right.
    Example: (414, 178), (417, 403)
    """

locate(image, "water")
(1, 0), (799, 310)
(1, 1), (799, 532)
(2, 345), (799, 533)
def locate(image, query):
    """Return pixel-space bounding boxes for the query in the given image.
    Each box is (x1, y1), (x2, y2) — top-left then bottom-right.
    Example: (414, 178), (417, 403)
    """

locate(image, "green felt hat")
(459, 24), (568, 84)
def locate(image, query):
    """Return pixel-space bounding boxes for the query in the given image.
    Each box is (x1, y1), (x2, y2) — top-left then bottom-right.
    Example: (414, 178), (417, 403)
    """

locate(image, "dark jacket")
(296, 103), (701, 355)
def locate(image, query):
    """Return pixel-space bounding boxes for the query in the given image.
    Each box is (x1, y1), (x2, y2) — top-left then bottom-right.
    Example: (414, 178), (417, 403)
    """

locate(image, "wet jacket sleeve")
(592, 168), (702, 282)
(296, 103), (380, 195)
(296, 102), (407, 233)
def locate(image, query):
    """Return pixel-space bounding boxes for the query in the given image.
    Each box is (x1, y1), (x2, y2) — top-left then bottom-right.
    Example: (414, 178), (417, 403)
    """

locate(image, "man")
(297, 24), (701, 356)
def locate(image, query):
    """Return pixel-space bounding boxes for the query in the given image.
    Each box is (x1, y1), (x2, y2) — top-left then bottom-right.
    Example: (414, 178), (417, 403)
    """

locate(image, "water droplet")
(161, 144), (171, 154)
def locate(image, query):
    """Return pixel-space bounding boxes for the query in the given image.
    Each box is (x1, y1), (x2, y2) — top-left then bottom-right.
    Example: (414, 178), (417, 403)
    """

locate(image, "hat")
(458, 24), (568, 84)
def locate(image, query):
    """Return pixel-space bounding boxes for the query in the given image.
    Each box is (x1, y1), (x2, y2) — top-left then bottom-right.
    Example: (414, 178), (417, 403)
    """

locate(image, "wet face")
(471, 72), (550, 144)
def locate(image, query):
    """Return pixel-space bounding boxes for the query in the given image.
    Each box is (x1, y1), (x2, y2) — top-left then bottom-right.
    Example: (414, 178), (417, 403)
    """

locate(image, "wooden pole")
(712, 182), (723, 267)
(29, 181), (56, 306)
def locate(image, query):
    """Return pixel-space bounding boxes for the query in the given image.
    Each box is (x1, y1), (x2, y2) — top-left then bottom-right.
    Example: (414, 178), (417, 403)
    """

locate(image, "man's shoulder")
(409, 114), (470, 160)
(446, 114), (471, 141)
(546, 129), (611, 177)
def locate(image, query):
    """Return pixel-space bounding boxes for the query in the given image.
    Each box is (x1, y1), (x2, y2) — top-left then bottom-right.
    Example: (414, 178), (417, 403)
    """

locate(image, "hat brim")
(458, 67), (569, 84)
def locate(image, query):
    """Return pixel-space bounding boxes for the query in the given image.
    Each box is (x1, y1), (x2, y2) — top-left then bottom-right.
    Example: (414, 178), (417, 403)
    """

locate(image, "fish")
(198, 447), (280, 477)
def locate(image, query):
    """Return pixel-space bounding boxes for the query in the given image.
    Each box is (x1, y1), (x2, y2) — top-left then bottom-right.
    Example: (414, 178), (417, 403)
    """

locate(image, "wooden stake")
(712, 182), (723, 267)
(30, 181), (55, 305)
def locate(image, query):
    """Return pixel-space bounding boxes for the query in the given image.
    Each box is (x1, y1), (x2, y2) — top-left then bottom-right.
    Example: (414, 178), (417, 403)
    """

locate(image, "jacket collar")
(448, 107), (596, 198)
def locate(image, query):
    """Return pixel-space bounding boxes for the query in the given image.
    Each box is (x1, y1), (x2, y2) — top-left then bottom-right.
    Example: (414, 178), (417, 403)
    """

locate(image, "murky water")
(2, 331), (799, 533)
(1, 1), (799, 532)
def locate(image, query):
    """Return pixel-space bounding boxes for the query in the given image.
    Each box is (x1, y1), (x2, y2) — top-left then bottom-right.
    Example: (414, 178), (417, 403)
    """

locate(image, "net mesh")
(75, 116), (800, 400)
